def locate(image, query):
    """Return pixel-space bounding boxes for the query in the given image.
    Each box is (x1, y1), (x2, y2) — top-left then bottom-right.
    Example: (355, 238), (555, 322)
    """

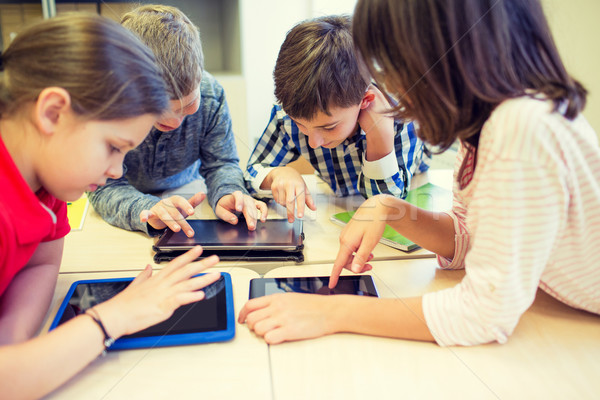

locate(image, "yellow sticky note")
(67, 194), (89, 231)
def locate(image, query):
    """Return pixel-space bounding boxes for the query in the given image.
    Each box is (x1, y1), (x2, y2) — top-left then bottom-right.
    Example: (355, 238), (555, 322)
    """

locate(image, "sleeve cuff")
(249, 166), (276, 198)
(436, 212), (469, 270)
(362, 151), (400, 180)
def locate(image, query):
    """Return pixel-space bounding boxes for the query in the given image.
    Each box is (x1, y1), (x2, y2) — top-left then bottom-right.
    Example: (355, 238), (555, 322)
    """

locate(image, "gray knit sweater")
(88, 71), (247, 235)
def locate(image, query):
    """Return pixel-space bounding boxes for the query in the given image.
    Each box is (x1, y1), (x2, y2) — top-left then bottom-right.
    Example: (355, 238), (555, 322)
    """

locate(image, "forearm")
(0, 239), (64, 344)
(204, 164), (248, 209)
(330, 296), (435, 342)
(0, 314), (107, 400)
(88, 181), (159, 233)
(0, 263), (60, 344)
(365, 195), (455, 258)
(365, 128), (394, 162)
(387, 203), (456, 259)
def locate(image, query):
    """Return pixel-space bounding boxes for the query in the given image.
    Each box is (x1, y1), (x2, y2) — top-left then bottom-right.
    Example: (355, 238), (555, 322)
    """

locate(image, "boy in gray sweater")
(88, 5), (266, 237)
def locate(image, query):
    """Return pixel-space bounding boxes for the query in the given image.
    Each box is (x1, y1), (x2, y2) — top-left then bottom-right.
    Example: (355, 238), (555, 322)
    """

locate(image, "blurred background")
(1, 0), (598, 169)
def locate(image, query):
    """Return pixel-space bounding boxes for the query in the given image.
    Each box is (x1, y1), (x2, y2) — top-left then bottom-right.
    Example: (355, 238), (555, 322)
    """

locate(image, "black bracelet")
(85, 308), (115, 352)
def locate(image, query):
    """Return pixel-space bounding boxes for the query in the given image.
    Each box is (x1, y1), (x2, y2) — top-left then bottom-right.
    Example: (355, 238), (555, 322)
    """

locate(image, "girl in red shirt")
(0, 14), (220, 398)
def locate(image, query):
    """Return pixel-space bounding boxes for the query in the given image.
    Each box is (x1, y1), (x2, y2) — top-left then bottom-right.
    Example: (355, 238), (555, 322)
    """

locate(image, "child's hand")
(329, 194), (402, 288)
(358, 85), (395, 161)
(264, 167), (317, 222)
(238, 293), (338, 344)
(215, 191), (268, 230)
(94, 246), (221, 339)
(140, 192), (206, 237)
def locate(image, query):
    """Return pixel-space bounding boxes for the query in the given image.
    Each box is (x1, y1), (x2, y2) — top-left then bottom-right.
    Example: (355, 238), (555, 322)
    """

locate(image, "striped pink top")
(422, 96), (600, 346)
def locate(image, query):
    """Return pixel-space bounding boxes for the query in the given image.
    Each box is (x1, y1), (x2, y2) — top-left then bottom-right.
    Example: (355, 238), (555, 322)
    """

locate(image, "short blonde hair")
(121, 4), (204, 100)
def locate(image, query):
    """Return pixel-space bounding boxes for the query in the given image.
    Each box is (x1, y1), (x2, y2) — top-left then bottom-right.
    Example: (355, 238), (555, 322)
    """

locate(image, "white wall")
(238, 0), (357, 165)
(543, 0), (600, 137)
(228, 0), (600, 167)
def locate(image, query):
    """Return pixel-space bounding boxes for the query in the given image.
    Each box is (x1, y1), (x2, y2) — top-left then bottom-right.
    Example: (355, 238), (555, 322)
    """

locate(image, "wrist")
(93, 301), (127, 340)
(326, 295), (353, 334)
(365, 135), (394, 162)
(260, 169), (277, 190)
(85, 308), (115, 351)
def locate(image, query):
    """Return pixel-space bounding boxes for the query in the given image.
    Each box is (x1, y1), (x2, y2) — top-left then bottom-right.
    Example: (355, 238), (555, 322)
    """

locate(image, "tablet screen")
(155, 219), (303, 250)
(249, 276), (379, 298)
(52, 275), (232, 346)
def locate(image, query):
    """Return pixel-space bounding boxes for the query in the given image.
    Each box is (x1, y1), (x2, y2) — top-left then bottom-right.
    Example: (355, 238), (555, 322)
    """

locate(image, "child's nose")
(106, 162), (124, 180)
(307, 132), (324, 148)
(161, 114), (185, 130)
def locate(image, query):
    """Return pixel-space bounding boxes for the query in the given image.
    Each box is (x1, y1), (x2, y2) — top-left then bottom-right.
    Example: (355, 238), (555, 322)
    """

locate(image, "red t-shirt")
(0, 135), (71, 296)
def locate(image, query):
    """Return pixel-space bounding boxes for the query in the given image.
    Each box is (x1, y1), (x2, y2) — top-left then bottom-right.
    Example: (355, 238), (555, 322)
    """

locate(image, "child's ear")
(35, 87), (72, 135)
(360, 89), (376, 110)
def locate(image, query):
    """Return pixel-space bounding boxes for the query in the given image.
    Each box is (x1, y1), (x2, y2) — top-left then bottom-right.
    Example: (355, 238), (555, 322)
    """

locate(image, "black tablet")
(153, 219), (304, 252)
(153, 219), (304, 263)
(249, 275), (379, 298)
(49, 273), (235, 350)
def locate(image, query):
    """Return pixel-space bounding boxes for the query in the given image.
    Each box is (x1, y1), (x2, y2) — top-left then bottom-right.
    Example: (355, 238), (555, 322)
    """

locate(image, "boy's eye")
(323, 126), (336, 131)
(110, 144), (122, 154)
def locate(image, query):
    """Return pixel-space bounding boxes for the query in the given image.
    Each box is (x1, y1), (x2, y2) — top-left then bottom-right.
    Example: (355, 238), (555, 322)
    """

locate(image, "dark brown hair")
(0, 13), (168, 120)
(353, 0), (587, 151)
(274, 15), (369, 120)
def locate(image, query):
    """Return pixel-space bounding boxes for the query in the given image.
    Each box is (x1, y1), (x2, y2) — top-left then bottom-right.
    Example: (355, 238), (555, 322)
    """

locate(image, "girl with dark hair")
(0, 14), (220, 397)
(239, 0), (599, 347)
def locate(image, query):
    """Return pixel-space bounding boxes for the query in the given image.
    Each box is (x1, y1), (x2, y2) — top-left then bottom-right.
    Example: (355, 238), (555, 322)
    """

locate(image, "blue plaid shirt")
(245, 104), (430, 198)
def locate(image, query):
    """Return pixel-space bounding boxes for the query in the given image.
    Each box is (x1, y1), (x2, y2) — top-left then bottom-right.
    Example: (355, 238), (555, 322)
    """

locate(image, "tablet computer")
(249, 275), (379, 299)
(152, 219), (304, 263)
(49, 273), (235, 350)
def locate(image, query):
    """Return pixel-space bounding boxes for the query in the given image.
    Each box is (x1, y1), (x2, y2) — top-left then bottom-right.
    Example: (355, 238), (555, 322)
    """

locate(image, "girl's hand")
(215, 191), (268, 231)
(94, 246), (221, 338)
(140, 192), (206, 237)
(330, 194), (404, 288)
(264, 167), (317, 222)
(238, 293), (339, 344)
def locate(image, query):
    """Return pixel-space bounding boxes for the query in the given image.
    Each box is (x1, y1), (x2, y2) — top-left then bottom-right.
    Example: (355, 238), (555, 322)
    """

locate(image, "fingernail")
(188, 209), (194, 215)
(173, 224), (180, 231)
(187, 230), (194, 237)
(352, 264), (361, 272)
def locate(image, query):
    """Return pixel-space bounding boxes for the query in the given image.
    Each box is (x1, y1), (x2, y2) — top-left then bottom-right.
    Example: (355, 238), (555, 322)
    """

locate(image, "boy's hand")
(140, 192), (206, 237)
(263, 167), (317, 222)
(358, 85), (395, 161)
(215, 191), (268, 231)
(329, 194), (402, 288)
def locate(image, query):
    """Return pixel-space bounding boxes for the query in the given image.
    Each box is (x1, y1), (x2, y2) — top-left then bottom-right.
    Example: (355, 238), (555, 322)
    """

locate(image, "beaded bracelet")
(85, 308), (115, 354)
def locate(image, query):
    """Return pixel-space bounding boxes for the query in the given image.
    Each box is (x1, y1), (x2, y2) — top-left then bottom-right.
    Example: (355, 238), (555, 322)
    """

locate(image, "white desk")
(252, 170), (454, 266)
(60, 170), (453, 274)
(41, 267), (271, 400)
(60, 206), (285, 275)
(263, 261), (600, 400)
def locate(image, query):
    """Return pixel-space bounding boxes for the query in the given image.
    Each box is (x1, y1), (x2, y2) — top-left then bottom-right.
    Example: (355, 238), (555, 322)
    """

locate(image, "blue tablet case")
(49, 272), (235, 350)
